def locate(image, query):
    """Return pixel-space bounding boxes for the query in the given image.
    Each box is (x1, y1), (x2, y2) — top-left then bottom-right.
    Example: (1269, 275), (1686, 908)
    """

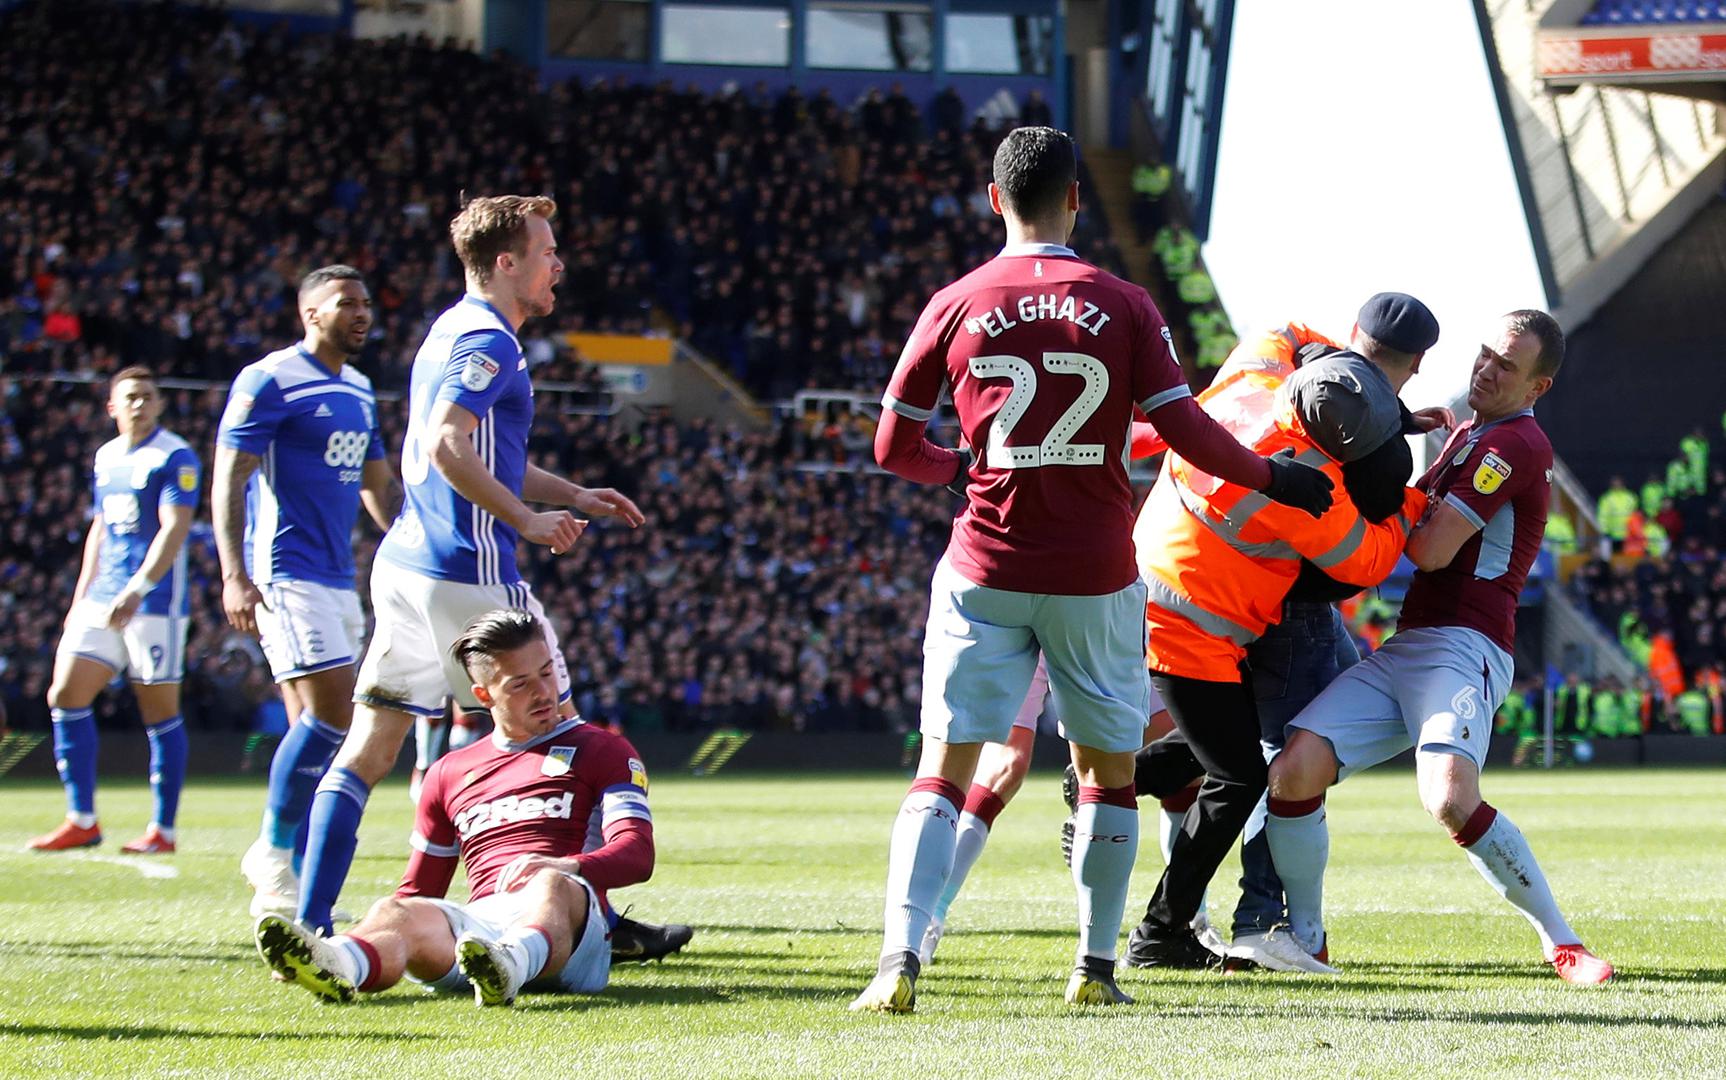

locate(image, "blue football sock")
(298, 767), (371, 935)
(144, 716), (188, 831)
(51, 707), (99, 820)
(261, 711), (346, 850)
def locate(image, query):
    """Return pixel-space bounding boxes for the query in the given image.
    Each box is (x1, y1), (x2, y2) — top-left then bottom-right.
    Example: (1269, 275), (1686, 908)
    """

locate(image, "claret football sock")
(932, 784), (1005, 925)
(262, 711), (346, 850)
(1071, 786), (1138, 962)
(1455, 803), (1579, 954)
(880, 777), (964, 959)
(51, 707), (99, 824)
(299, 767), (370, 934)
(1157, 787), (1199, 863)
(144, 715), (187, 832)
(1266, 796), (1329, 953)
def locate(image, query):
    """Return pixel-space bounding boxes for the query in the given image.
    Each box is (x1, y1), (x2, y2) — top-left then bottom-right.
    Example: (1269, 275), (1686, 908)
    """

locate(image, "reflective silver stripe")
(1274, 328), (1299, 351)
(1177, 478), (1299, 561)
(1145, 574), (1258, 645)
(1139, 384), (1193, 413)
(1170, 445), (1333, 561)
(881, 392), (934, 422)
(1311, 514), (1367, 569)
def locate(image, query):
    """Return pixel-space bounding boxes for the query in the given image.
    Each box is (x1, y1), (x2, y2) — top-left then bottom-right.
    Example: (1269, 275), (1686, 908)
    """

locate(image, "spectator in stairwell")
(1680, 426), (1709, 493)
(1020, 89), (1053, 128)
(1641, 473), (1665, 518)
(1596, 475), (1637, 554)
(933, 86), (966, 136)
(1655, 498), (1683, 545)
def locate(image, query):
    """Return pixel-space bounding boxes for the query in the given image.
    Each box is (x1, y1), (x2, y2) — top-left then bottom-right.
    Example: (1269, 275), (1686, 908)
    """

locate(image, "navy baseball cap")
(1357, 292), (1439, 355)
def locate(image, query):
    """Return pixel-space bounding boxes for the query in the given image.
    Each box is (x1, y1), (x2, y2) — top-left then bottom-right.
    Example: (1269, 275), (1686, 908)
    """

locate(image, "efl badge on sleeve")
(628, 756), (649, 791)
(1473, 451), (1513, 496)
(461, 354), (500, 392)
(177, 466), (198, 492)
(543, 745), (576, 777)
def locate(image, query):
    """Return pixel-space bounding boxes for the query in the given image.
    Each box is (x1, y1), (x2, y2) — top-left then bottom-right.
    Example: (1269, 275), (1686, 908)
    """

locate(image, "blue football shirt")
(217, 345), (385, 589)
(377, 295), (534, 585)
(87, 428), (200, 617)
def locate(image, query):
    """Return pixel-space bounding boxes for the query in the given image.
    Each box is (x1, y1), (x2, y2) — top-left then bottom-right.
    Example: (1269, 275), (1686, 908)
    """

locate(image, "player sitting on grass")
(255, 609), (666, 1006)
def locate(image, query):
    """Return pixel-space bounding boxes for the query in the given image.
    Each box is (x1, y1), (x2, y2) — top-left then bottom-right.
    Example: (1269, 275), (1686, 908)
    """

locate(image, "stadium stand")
(0, 0), (1124, 401)
(0, 0), (1158, 737)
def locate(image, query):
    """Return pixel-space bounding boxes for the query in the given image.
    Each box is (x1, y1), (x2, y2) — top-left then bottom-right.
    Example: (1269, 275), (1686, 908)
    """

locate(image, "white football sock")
(1266, 802), (1330, 954)
(1462, 809), (1580, 955)
(1071, 800), (1138, 963)
(932, 812), (990, 925)
(880, 785), (961, 960)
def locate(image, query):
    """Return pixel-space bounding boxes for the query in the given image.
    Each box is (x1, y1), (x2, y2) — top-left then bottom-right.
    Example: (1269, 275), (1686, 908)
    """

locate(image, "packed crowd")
(0, 0), (1123, 404)
(0, 368), (963, 735)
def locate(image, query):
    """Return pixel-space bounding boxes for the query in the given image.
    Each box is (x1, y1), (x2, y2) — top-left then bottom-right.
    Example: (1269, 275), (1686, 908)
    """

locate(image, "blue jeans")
(1231, 602), (1361, 935)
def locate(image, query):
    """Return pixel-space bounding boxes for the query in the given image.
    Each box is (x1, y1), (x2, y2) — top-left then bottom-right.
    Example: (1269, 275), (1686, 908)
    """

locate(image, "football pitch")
(0, 767), (1721, 1078)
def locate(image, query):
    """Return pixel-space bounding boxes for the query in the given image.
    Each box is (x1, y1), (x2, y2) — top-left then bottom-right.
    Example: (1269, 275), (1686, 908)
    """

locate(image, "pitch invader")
(217, 265), (402, 916)
(256, 610), (655, 1006)
(853, 126), (1334, 1011)
(294, 195), (645, 935)
(28, 367), (198, 854)
(1266, 311), (1614, 984)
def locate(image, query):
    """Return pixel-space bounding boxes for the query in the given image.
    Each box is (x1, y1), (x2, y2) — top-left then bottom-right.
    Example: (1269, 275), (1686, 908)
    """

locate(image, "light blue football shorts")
(920, 556), (1152, 754)
(1284, 625), (1514, 778)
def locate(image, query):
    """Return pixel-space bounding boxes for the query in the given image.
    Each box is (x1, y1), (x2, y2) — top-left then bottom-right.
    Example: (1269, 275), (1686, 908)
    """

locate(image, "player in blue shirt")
(216, 266), (403, 918)
(294, 194), (645, 935)
(29, 367), (200, 855)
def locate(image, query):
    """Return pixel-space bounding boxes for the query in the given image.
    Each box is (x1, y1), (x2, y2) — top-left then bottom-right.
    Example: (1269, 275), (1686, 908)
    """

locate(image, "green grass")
(0, 767), (1721, 1078)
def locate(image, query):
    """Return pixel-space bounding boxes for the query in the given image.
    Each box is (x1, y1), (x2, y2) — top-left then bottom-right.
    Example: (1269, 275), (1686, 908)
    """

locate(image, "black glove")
(1261, 448), (1334, 518)
(945, 446), (975, 499)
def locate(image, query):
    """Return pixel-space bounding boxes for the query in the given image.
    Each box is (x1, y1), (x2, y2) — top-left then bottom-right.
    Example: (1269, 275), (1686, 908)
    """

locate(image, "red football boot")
(120, 825), (176, 854)
(26, 819), (102, 851)
(1551, 944), (1613, 985)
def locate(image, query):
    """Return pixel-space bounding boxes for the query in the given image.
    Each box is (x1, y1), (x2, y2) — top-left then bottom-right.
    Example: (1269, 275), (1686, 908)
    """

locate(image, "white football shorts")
(921, 556), (1152, 754)
(418, 872), (610, 994)
(256, 579), (366, 683)
(355, 559), (571, 717)
(1285, 625), (1514, 778)
(56, 599), (187, 685)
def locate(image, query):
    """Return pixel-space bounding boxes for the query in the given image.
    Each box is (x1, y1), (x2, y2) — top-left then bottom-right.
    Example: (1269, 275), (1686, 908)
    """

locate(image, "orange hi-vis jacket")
(1135, 323), (1343, 458)
(1135, 388), (1429, 683)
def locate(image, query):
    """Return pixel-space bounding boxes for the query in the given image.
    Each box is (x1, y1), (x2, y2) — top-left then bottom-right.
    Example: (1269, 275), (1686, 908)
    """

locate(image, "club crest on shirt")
(542, 745), (577, 777)
(177, 465), (197, 492)
(628, 756), (649, 791)
(461, 354), (500, 392)
(1473, 451), (1512, 496)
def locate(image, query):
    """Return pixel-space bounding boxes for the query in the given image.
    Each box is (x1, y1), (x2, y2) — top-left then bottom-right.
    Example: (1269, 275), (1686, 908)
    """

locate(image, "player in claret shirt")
(254, 610), (663, 1006)
(1264, 311), (1614, 985)
(851, 125), (1334, 1011)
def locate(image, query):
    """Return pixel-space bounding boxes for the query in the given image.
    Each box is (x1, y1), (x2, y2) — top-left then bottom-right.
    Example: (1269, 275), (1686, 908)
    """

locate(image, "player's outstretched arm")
(107, 503), (193, 630)
(359, 458), (402, 532)
(212, 445), (268, 635)
(424, 401), (584, 554)
(521, 464), (645, 528)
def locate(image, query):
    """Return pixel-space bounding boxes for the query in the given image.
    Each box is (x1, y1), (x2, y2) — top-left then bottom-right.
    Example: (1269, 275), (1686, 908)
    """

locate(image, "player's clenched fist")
(522, 509), (585, 554)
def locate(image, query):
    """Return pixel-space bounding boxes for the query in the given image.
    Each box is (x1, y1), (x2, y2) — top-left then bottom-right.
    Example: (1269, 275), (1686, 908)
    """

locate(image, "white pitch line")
(71, 852), (180, 879)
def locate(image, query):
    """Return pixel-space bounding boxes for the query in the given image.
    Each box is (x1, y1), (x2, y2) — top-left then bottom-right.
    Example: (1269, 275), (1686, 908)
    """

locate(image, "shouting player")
(255, 610), (654, 1006)
(29, 367), (199, 855)
(294, 195), (645, 935)
(850, 126), (1334, 1011)
(1265, 310), (1614, 984)
(218, 265), (402, 917)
